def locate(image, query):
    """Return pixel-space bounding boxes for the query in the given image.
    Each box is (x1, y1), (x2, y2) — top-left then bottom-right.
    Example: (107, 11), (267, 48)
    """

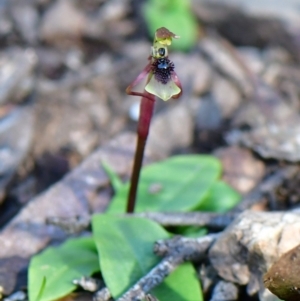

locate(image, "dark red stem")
(126, 91), (155, 213)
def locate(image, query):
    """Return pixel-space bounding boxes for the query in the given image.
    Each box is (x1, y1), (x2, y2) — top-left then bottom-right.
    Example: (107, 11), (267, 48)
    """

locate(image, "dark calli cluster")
(152, 58), (175, 85)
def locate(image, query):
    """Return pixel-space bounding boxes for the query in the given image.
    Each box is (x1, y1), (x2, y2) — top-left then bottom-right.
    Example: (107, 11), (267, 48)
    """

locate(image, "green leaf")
(92, 214), (170, 298)
(176, 226), (207, 238)
(92, 215), (204, 300)
(107, 155), (222, 213)
(102, 161), (123, 192)
(153, 262), (203, 301)
(28, 237), (99, 301)
(198, 181), (241, 212)
(34, 277), (46, 301)
(143, 0), (198, 51)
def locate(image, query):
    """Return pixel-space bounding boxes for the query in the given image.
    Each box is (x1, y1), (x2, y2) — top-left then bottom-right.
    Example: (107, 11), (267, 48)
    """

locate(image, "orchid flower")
(126, 27), (182, 102)
(125, 27), (182, 213)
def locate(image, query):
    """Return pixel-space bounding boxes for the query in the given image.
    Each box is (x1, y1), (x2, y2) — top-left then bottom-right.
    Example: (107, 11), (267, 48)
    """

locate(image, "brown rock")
(147, 103), (193, 159)
(215, 146), (266, 194)
(227, 83), (300, 162)
(39, 0), (86, 46)
(264, 244), (300, 301)
(199, 37), (254, 97)
(212, 76), (242, 119)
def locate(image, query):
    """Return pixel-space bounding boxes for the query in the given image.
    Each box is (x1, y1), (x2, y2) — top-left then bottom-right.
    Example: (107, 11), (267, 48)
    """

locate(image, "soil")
(1, 1), (300, 301)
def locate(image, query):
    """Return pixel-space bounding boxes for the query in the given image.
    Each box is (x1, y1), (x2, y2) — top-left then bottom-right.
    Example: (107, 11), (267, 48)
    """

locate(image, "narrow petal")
(145, 74), (181, 101)
(126, 63), (152, 94)
(126, 63), (154, 101)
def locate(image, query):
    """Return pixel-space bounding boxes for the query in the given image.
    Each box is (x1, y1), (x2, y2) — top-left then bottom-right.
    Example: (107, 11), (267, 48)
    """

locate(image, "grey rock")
(263, 47), (292, 65)
(128, 100), (140, 122)
(199, 37), (254, 97)
(200, 0), (300, 28)
(35, 47), (66, 77)
(0, 105), (34, 175)
(9, 1), (39, 44)
(212, 75), (242, 118)
(147, 102), (193, 159)
(33, 52), (126, 158)
(210, 280), (239, 301)
(0, 48), (37, 105)
(4, 290), (26, 301)
(0, 5), (12, 37)
(98, 0), (129, 22)
(39, 0), (86, 46)
(0, 257), (28, 296)
(64, 48), (84, 71)
(238, 47), (264, 75)
(199, 264), (219, 294)
(209, 211), (300, 299)
(227, 83), (300, 161)
(195, 95), (222, 130)
(33, 87), (110, 157)
(192, 1), (300, 58)
(83, 0), (132, 41)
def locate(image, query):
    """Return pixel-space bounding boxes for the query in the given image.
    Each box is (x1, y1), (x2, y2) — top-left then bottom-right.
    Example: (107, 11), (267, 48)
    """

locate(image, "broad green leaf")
(34, 277), (46, 301)
(92, 215), (204, 300)
(143, 0), (198, 51)
(28, 237), (99, 301)
(198, 181), (241, 212)
(153, 263), (203, 301)
(92, 214), (170, 298)
(107, 155), (221, 213)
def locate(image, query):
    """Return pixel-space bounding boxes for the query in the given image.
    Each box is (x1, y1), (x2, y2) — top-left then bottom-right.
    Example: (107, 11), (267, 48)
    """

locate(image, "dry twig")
(132, 165), (299, 229)
(116, 234), (218, 301)
(94, 234), (218, 301)
(133, 211), (234, 230)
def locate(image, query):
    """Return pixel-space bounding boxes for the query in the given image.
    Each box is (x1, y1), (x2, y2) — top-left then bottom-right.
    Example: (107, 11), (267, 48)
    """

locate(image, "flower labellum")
(145, 56), (181, 101)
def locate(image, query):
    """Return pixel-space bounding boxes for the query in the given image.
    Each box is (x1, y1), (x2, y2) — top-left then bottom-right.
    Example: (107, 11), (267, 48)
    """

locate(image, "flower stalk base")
(126, 92), (155, 213)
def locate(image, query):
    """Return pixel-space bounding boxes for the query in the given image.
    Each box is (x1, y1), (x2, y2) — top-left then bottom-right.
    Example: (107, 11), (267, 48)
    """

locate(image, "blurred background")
(1, 0), (300, 228)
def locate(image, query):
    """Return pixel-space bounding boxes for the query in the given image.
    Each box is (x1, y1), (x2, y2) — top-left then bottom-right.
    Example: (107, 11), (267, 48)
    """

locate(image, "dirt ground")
(1, 1), (300, 301)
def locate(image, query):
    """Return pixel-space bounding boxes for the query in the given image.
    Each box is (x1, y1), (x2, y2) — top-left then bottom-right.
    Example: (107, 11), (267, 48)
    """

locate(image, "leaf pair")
(28, 237), (99, 301)
(29, 216), (203, 301)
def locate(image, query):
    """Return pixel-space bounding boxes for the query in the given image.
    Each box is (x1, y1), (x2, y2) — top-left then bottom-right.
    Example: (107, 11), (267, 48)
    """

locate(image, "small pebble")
(4, 291), (26, 301)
